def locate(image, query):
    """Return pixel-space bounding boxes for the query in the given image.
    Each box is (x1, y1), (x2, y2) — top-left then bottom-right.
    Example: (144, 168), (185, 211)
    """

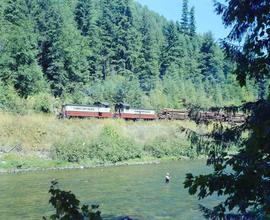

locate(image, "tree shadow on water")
(44, 180), (142, 220)
(102, 215), (140, 220)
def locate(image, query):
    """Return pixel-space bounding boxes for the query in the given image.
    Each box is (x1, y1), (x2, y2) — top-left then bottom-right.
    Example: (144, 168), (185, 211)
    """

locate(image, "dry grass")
(0, 113), (217, 168)
(0, 113), (207, 151)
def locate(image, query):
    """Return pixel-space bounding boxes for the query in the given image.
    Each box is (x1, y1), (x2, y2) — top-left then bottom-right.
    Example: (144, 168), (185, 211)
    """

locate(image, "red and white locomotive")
(59, 102), (157, 120)
(60, 102), (113, 119)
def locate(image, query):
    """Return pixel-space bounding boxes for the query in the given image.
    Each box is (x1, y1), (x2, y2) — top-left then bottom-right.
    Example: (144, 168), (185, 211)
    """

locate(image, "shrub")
(53, 139), (89, 163)
(53, 125), (143, 163)
(0, 84), (26, 113)
(89, 126), (142, 163)
(27, 92), (56, 113)
(144, 135), (193, 158)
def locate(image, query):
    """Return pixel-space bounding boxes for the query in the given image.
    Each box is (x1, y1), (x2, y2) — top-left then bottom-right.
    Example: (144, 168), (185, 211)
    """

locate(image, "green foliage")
(90, 125), (142, 163)
(160, 22), (186, 78)
(44, 180), (102, 220)
(0, 83), (24, 112)
(87, 75), (146, 107)
(185, 101), (270, 218)
(27, 92), (56, 113)
(0, 0), (46, 97)
(74, 0), (94, 37)
(53, 125), (142, 163)
(0, 114), (211, 169)
(53, 139), (90, 163)
(189, 6), (196, 36)
(180, 0), (189, 34)
(0, 153), (68, 169)
(184, 0), (270, 218)
(144, 135), (193, 158)
(0, 0), (260, 111)
(148, 82), (168, 109)
(214, 0), (270, 86)
(138, 8), (160, 91)
(199, 32), (224, 84)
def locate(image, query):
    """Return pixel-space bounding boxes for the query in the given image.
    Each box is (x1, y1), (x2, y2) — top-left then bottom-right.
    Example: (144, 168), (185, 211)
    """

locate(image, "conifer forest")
(0, 0), (260, 112)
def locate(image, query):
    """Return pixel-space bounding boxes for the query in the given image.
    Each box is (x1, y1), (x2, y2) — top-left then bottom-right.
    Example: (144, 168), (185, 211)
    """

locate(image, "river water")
(0, 160), (218, 220)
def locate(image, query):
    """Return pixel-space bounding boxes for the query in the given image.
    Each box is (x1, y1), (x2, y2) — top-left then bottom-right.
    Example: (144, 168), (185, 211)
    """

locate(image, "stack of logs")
(158, 109), (189, 120)
(158, 109), (246, 123)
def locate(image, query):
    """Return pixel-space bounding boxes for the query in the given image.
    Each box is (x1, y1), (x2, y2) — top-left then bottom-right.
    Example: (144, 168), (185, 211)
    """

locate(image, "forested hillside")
(0, 0), (258, 113)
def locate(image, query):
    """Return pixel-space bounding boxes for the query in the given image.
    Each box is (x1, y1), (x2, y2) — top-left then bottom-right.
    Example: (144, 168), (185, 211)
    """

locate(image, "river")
(0, 160), (219, 220)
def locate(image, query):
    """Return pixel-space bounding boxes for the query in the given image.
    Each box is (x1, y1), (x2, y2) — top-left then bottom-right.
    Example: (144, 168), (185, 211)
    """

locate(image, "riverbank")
(0, 157), (162, 174)
(0, 152), (204, 174)
(0, 113), (212, 172)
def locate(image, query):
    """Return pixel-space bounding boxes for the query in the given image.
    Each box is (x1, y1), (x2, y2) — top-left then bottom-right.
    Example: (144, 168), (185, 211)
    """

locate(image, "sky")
(136, 0), (229, 40)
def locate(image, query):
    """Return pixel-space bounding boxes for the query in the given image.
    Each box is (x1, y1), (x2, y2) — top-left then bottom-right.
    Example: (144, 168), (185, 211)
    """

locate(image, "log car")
(158, 108), (189, 120)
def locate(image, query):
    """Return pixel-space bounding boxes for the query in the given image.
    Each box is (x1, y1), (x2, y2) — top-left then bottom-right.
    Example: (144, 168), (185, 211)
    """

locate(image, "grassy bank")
(0, 113), (211, 171)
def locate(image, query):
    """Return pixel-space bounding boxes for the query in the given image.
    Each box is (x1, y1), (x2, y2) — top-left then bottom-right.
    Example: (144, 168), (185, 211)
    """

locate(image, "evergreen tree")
(180, 0), (189, 34)
(189, 6), (196, 36)
(184, 35), (201, 82)
(199, 32), (224, 85)
(74, 0), (103, 81)
(184, 0), (270, 218)
(35, 0), (90, 96)
(74, 0), (93, 37)
(160, 22), (186, 78)
(98, 0), (117, 79)
(34, 0), (64, 95)
(0, 0), (45, 97)
(98, 0), (143, 78)
(111, 0), (142, 74)
(138, 8), (159, 91)
(0, 0), (258, 110)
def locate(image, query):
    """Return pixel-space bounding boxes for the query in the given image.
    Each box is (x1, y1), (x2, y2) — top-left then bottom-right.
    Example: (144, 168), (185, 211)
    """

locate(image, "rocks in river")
(16, 165), (23, 169)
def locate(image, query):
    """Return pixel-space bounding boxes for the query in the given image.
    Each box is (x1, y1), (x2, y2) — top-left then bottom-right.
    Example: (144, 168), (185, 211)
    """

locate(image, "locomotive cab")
(114, 103), (130, 118)
(94, 101), (110, 108)
(115, 102), (130, 112)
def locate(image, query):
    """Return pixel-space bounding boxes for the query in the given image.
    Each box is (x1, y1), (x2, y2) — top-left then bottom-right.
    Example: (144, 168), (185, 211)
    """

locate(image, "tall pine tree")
(74, 0), (93, 37)
(160, 22), (187, 78)
(74, 0), (103, 81)
(35, 0), (90, 96)
(180, 0), (189, 34)
(0, 0), (45, 97)
(199, 32), (225, 91)
(138, 8), (159, 91)
(98, 0), (142, 78)
(189, 6), (196, 36)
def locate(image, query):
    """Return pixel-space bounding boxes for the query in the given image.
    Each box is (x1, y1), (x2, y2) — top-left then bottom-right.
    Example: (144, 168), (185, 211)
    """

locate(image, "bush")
(0, 84), (26, 113)
(27, 92), (57, 113)
(53, 139), (90, 163)
(144, 135), (193, 158)
(89, 126), (142, 163)
(53, 125), (143, 163)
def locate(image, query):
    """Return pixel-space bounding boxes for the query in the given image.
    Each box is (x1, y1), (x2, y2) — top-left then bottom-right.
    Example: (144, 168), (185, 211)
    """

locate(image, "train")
(59, 102), (246, 123)
(59, 102), (157, 120)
